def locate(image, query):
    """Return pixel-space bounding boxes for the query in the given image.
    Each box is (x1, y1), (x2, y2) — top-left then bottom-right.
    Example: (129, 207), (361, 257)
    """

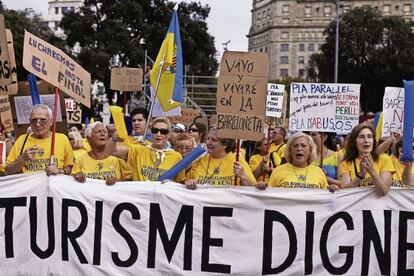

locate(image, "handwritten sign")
(110, 67), (143, 91)
(170, 108), (200, 126)
(0, 30), (17, 95)
(65, 98), (82, 124)
(382, 87), (404, 137)
(14, 95), (62, 125)
(0, 95), (13, 132)
(216, 51), (268, 141)
(289, 83), (360, 133)
(0, 15), (11, 86)
(266, 83), (285, 118)
(22, 30), (91, 107)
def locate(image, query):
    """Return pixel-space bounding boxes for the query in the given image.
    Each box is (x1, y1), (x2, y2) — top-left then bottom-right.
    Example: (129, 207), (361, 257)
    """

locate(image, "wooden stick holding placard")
(50, 87), (59, 165)
(320, 132), (323, 168)
(234, 139), (241, 186)
(263, 120), (273, 182)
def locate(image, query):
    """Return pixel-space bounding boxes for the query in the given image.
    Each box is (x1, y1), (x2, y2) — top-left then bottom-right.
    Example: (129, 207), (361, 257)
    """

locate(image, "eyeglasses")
(30, 118), (49, 125)
(189, 128), (199, 133)
(151, 128), (169, 135)
(175, 146), (193, 151)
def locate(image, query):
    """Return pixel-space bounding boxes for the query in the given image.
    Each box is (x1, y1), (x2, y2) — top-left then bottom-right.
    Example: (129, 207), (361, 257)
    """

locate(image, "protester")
(174, 133), (196, 158)
(390, 138), (414, 187)
(68, 131), (87, 161)
(184, 127), (256, 189)
(108, 117), (182, 181)
(128, 107), (149, 144)
(249, 138), (280, 181)
(309, 132), (342, 188)
(72, 122), (123, 185)
(263, 132), (329, 190)
(170, 123), (186, 147)
(340, 124), (394, 196)
(5, 104), (73, 175)
(188, 122), (207, 145)
(68, 124), (82, 134)
(269, 126), (287, 161)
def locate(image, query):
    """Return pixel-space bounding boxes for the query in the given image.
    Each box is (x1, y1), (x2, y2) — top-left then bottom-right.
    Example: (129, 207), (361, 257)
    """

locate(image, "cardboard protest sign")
(110, 67), (143, 91)
(265, 95), (288, 129)
(216, 51), (269, 141)
(14, 95), (62, 124)
(0, 30), (17, 95)
(381, 87), (404, 137)
(65, 98), (82, 124)
(266, 83), (285, 118)
(0, 15), (11, 86)
(289, 83), (360, 133)
(0, 95), (13, 132)
(22, 30), (91, 107)
(170, 108), (199, 126)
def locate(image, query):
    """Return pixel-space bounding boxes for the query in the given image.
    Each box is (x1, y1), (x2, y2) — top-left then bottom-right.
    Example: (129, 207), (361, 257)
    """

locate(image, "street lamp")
(334, 0), (340, 83)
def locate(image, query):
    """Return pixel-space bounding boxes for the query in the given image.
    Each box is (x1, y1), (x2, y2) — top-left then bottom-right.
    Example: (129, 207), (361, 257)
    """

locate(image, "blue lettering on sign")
(31, 56), (47, 75)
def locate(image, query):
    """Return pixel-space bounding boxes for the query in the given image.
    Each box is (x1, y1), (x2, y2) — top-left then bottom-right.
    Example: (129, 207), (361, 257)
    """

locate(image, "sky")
(2, 0), (251, 62)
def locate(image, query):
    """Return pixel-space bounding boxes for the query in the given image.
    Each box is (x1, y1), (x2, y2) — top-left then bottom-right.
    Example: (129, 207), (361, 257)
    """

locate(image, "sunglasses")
(188, 128), (199, 133)
(151, 128), (169, 135)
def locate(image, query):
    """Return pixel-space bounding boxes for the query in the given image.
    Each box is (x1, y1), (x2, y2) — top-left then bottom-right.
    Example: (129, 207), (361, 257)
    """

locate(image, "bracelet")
(356, 173), (364, 180)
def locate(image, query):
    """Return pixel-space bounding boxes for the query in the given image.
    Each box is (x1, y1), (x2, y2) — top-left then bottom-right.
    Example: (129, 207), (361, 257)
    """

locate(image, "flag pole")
(50, 87), (59, 165)
(143, 52), (166, 141)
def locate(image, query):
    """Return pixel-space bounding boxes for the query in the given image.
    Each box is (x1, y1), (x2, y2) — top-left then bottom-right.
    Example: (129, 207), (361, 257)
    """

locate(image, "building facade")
(248, 0), (414, 80)
(43, 0), (84, 38)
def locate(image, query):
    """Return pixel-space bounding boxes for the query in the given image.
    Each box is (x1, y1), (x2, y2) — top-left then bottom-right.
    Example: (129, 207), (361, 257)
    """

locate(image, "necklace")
(292, 164), (309, 183)
(202, 155), (221, 185)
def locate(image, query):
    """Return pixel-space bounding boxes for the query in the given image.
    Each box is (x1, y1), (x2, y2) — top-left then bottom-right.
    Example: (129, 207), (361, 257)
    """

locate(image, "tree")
(0, 2), (65, 81)
(308, 7), (414, 112)
(60, 0), (218, 88)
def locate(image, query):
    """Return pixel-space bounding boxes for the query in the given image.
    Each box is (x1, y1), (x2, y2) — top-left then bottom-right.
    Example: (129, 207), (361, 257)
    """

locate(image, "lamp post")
(334, 0), (340, 83)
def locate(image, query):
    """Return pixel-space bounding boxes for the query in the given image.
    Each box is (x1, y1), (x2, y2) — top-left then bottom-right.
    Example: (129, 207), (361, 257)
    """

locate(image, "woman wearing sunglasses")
(184, 127), (256, 189)
(188, 122), (206, 146)
(108, 117), (182, 181)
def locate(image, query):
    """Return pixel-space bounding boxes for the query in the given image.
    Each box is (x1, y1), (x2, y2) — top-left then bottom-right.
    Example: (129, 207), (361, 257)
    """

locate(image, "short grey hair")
(30, 104), (53, 119)
(85, 122), (105, 138)
(285, 132), (318, 164)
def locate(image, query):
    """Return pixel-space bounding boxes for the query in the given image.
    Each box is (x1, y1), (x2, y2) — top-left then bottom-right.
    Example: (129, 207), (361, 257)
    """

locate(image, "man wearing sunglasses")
(6, 104), (73, 176)
(108, 117), (182, 181)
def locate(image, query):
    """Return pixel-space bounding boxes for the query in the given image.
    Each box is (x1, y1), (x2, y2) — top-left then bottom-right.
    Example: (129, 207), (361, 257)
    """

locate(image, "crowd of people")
(0, 104), (412, 196)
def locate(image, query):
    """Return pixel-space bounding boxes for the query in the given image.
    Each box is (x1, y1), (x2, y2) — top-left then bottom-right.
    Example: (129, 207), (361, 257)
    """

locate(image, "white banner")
(0, 173), (414, 275)
(382, 87), (404, 137)
(266, 83), (285, 118)
(289, 83), (360, 133)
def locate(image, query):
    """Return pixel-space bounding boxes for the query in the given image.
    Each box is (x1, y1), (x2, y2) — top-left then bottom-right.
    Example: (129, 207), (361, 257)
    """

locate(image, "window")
(404, 4), (412, 14)
(281, 31), (289, 39)
(308, 43), (315, 52)
(298, 69), (305, 77)
(62, 7), (68, 14)
(343, 5), (351, 13)
(305, 6), (312, 16)
(298, 32), (303, 39)
(282, 18), (289, 24)
(282, 5), (290, 15)
(299, 44), (305, 51)
(55, 7), (59, 14)
(280, 69), (289, 77)
(280, 56), (289, 64)
(298, 56), (305, 64)
(383, 5), (391, 15)
(280, 44), (289, 52)
(324, 6), (331, 16)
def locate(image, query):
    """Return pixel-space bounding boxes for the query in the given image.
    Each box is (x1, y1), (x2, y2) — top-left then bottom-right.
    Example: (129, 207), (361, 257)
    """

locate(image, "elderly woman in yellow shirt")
(263, 132), (329, 190)
(72, 122), (123, 185)
(339, 124), (395, 196)
(184, 127), (256, 189)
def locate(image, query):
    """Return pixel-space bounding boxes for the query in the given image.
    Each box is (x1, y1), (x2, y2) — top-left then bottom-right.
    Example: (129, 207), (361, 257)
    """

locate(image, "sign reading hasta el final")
(22, 30), (91, 108)
(289, 83), (360, 134)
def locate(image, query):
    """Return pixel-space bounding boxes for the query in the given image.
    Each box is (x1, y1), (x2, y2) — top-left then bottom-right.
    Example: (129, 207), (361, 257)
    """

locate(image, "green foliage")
(60, 0), (218, 86)
(309, 6), (414, 112)
(0, 4), (65, 81)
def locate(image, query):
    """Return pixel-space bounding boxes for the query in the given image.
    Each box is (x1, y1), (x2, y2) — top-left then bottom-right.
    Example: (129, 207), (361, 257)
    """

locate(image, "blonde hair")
(68, 131), (83, 150)
(152, 117), (172, 132)
(285, 132), (318, 164)
(84, 122), (105, 138)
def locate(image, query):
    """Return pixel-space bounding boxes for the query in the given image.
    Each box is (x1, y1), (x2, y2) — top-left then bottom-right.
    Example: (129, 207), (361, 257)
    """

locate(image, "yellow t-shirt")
(126, 136), (152, 146)
(7, 133), (74, 173)
(268, 163), (328, 189)
(82, 138), (92, 152)
(339, 154), (395, 187)
(249, 152), (281, 182)
(186, 153), (256, 186)
(269, 142), (286, 159)
(71, 153), (122, 180)
(391, 156), (414, 188)
(73, 148), (88, 162)
(127, 144), (182, 181)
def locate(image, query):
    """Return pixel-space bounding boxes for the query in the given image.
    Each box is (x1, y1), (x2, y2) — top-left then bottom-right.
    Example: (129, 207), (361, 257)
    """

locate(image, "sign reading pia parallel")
(22, 30), (91, 107)
(0, 15), (12, 86)
(216, 51), (269, 141)
(110, 67), (143, 92)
